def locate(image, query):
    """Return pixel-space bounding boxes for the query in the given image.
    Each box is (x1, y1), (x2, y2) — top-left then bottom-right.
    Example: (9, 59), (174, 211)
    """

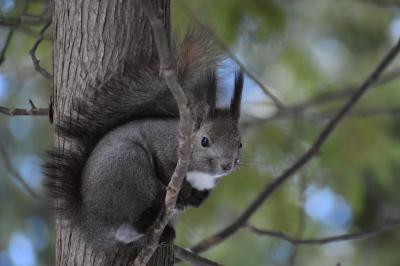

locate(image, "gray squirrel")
(44, 30), (243, 250)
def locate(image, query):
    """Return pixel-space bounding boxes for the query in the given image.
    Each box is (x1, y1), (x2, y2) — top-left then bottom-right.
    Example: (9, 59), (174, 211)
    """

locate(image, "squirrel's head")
(189, 70), (243, 178)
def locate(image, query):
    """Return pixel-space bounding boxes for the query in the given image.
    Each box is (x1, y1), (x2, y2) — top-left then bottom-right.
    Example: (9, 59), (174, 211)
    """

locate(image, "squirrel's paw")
(187, 189), (210, 207)
(159, 225), (176, 245)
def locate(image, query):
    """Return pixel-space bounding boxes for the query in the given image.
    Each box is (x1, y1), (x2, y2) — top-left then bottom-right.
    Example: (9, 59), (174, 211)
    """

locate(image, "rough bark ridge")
(52, 0), (172, 265)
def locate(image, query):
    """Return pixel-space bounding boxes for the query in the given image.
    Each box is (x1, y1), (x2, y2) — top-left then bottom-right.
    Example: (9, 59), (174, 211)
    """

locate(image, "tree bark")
(52, 0), (172, 265)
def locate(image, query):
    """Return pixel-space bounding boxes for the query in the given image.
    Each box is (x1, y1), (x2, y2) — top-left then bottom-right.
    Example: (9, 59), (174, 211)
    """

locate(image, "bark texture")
(52, 0), (172, 265)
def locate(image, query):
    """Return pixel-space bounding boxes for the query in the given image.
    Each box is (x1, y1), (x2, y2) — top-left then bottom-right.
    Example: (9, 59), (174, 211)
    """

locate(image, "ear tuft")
(192, 69), (217, 114)
(230, 69), (244, 121)
(205, 70), (218, 115)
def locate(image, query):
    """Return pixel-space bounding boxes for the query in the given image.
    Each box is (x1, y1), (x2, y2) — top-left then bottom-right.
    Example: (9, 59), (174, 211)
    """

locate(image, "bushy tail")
(43, 29), (221, 219)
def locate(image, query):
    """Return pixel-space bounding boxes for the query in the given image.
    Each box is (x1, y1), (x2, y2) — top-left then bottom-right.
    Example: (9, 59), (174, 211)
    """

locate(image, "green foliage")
(173, 0), (400, 265)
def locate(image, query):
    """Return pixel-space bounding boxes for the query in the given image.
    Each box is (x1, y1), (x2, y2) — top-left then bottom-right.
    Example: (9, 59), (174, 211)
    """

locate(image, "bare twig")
(28, 99), (36, 109)
(0, 28), (15, 65)
(0, 15), (50, 27)
(190, 38), (400, 254)
(21, 0), (52, 22)
(244, 106), (400, 127)
(0, 18), (22, 27)
(362, 0), (400, 8)
(223, 43), (285, 109)
(0, 141), (40, 198)
(291, 67), (400, 110)
(314, 106), (400, 120)
(177, 0), (285, 110)
(29, 19), (52, 80)
(0, 0), (36, 26)
(174, 246), (222, 266)
(246, 220), (400, 245)
(133, 1), (194, 265)
(0, 105), (49, 116)
(0, 0), (52, 38)
(240, 66), (400, 127)
(0, 18), (42, 27)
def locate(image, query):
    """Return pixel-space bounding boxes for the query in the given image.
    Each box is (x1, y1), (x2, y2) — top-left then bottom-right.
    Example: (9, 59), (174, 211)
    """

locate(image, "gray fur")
(43, 29), (243, 251)
(79, 110), (241, 249)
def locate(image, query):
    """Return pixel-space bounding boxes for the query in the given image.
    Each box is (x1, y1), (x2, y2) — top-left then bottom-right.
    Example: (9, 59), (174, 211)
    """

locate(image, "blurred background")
(1, 0), (400, 265)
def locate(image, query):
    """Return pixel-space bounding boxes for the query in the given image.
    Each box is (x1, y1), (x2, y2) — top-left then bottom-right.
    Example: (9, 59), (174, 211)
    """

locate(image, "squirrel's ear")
(206, 70), (218, 115)
(230, 70), (244, 121)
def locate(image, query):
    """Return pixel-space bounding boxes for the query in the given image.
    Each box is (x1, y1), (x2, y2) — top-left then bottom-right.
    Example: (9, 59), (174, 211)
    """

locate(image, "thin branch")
(0, 7), (52, 38)
(0, 105), (49, 116)
(29, 19), (52, 80)
(3, 25), (51, 39)
(245, 220), (400, 245)
(0, 28), (15, 65)
(243, 106), (400, 127)
(0, 0), (51, 25)
(291, 67), (400, 110)
(0, 141), (40, 198)
(362, 0), (400, 8)
(240, 66), (400, 128)
(0, 19), (22, 27)
(315, 106), (400, 120)
(177, 0), (285, 110)
(0, 15), (49, 27)
(134, 1), (194, 265)
(0, 0), (29, 65)
(21, 1), (51, 23)
(29, 99), (36, 109)
(190, 38), (400, 254)
(174, 246), (222, 266)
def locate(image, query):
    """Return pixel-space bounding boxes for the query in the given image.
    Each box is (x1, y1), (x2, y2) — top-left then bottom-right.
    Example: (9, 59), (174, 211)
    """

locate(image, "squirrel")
(43, 30), (244, 250)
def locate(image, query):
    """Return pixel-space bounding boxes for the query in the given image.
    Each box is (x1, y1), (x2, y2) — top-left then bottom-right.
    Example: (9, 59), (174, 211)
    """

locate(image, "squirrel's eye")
(201, 137), (210, 147)
(239, 142), (242, 148)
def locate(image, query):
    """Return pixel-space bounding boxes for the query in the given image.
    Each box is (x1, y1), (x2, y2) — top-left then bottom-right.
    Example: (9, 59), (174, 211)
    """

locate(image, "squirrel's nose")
(221, 162), (232, 172)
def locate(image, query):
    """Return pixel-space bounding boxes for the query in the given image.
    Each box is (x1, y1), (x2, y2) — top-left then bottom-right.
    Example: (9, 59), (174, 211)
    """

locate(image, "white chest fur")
(186, 171), (221, 190)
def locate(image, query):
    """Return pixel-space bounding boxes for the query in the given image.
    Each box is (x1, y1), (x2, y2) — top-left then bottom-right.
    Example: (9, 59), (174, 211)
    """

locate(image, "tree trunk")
(52, 0), (172, 265)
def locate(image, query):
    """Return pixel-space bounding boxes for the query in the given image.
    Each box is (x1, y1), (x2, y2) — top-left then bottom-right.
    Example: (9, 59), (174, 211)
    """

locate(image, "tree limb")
(245, 220), (400, 245)
(1, 0), (51, 67)
(0, 105), (49, 116)
(177, 0), (285, 110)
(309, 106), (400, 120)
(29, 19), (52, 80)
(0, 28), (15, 65)
(134, 1), (194, 265)
(190, 37), (400, 254)
(290, 67), (400, 110)
(174, 246), (222, 266)
(240, 67), (400, 127)
(0, 140), (40, 198)
(243, 106), (400, 127)
(362, 0), (400, 8)
(0, 14), (50, 27)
